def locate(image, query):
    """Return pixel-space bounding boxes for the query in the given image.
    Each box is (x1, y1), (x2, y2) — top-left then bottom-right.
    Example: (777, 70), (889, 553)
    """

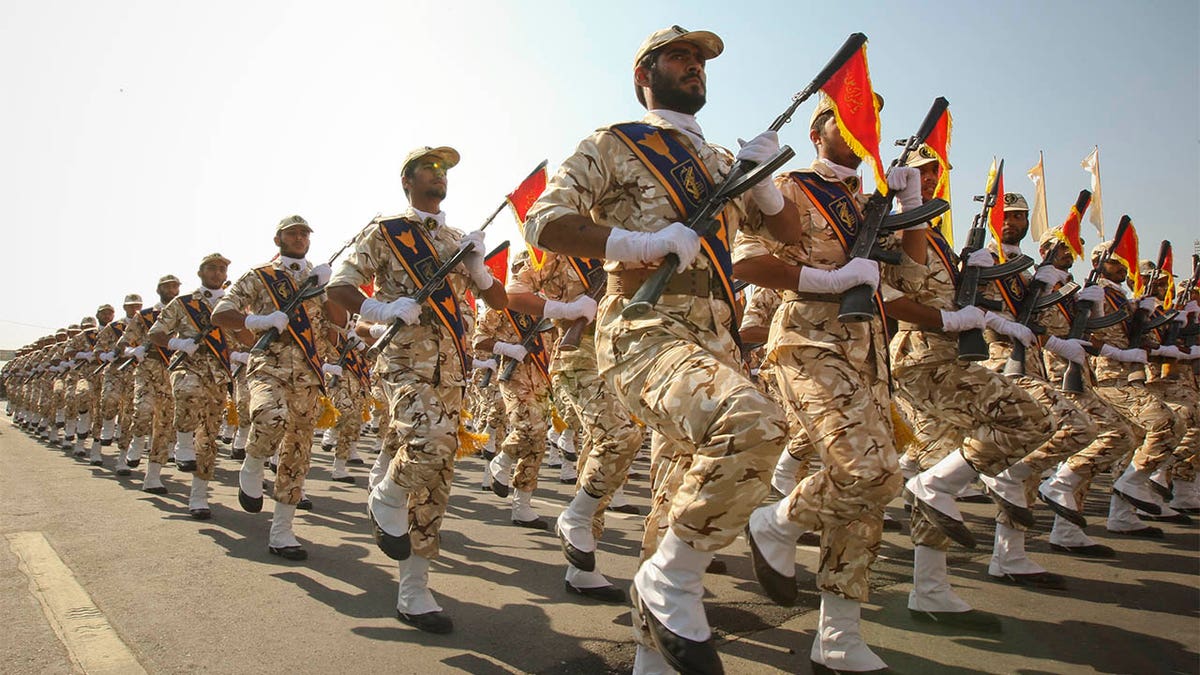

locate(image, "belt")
(606, 269), (723, 299)
(780, 290), (841, 304)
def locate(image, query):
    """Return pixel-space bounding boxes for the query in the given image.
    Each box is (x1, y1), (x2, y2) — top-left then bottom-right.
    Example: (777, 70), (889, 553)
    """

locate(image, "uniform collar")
(646, 110), (705, 150)
(196, 286), (225, 306)
(409, 207), (446, 231)
(812, 159), (861, 192)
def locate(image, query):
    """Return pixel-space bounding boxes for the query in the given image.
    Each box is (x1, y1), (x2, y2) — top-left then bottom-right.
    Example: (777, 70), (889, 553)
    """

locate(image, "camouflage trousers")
(770, 342), (900, 602)
(170, 366), (226, 481)
(379, 369), (461, 559)
(99, 366), (135, 448)
(132, 359), (175, 464)
(246, 372), (319, 506)
(1092, 378), (1182, 474)
(597, 297), (787, 556)
(233, 369), (250, 433)
(498, 361), (551, 493)
(476, 379), (506, 439)
(329, 375), (366, 460)
(74, 374), (103, 438)
(1147, 380), (1200, 481)
(893, 339), (1052, 551)
(552, 358), (643, 540)
(1062, 386), (1136, 481)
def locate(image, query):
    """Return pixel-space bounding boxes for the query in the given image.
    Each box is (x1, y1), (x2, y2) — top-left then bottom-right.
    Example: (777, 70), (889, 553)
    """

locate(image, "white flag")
(1081, 146), (1104, 239)
(1027, 152), (1049, 243)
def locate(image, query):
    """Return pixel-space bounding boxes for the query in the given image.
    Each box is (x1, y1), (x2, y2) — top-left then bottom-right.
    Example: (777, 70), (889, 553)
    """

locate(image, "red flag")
(1052, 190), (1090, 260)
(924, 107), (953, 244)
(818, 42), (887, 194)
(1162, 245), (1175, 307)
(985, 159), (1006, 261)
(507, 162), (549, 269)
(359, 281), (375, 298)
(1110, 219), (1140, 296)
(485, 243), (509, 286)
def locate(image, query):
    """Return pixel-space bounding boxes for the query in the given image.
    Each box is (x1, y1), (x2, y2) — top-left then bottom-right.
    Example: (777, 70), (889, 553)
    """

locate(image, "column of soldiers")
(4, 24), (1200, 675)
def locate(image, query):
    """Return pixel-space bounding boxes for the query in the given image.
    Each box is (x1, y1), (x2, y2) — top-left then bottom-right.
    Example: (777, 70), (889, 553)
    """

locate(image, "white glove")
(1178, 347), (1200, 361)
(493, 341), (528, 361)
(1045, 336), (1091, 365)
(1185, 300), (1200, 318)
(458, 231), (494, 289)
(1172, 311), (1188, 325)
(966, 249), (995, 268)
(984, 311), (1035, 346)
(542, 296), (598, 323)
(1032, 265), (1069, 288)
(321, 363), (343, 377)
(230, 351), (250, 365)
(940, 305), (987, 333)
(796, 258), (879, 294)
(128, 345), (147, 362)
(1137, 297), (1158, 312)
(472, 358), (498, 372)
(1100, 343), (1147, 364)
(1150, 345), (1185, 359)
(75, 351), (93, 360)
(736, 132), (785, 216)
(98, 351), (115, 362)
(244, 311), (289, 333)
(167, 337), (198, 355)
(1075, 284), (1105, 307)
(886, 166), (922, 212)
(346, 334), (366, 350)
(359, 297), (422, 326)
(605, 223), (702, 269)
(309, 263), (332, 287)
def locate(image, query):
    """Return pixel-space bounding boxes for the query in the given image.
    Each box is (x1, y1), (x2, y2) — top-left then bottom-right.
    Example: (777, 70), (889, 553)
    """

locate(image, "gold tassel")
(457, 421), (489, 458)
(224, 399), (239, 427)
(630, 414), (647, 428)
(316, 396), (341, 430)
(369, 395), (385, 411)
(890, 403), (918, 453)
(361, 403), (372, 423)
(550, 406), (568, 433)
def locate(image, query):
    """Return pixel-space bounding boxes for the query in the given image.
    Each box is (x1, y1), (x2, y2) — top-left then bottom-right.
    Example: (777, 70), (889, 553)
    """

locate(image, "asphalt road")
(2, 415), (1197, 674)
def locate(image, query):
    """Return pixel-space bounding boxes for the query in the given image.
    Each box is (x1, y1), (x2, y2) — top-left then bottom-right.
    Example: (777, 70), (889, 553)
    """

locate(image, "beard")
(423, 185), (447, 201)
(648, 69), (705, 115)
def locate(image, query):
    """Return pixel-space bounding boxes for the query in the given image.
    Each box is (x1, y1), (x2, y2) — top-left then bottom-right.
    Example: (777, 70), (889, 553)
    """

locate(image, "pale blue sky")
(1, 0), (1197, 349)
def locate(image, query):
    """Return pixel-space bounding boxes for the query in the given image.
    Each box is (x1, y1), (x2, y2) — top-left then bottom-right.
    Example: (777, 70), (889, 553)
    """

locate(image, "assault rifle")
(839, 97), (952, 321)
(1127, 240), (1178, 348)
(955, 159), (1035, 360)
(1060, 215), (1133, 393)
(1002, 190), (1093, 376)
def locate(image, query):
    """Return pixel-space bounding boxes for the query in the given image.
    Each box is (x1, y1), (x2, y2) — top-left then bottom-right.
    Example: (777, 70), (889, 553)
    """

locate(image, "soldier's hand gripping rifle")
(838, 97), (952, 321)
(495, 317), (555, 383)
(557, 265), (609, 352)
(620, 33), (884, 319)
(1162, 254), (1200, 349)
(955, 160), (1036, 360)
(1060, 214), (1134, 393)
(1127, 240), (1178, 348)
(1003, 190), (1093, 376)
(323, 331), (362, 391)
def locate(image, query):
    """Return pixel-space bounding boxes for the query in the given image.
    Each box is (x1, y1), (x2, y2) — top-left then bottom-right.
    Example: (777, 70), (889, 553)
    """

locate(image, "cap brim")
(404, 146), (460, 174)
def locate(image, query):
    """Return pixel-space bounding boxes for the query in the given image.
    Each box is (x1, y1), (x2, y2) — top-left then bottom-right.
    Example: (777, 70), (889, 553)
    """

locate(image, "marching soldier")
(147, 254), (233, 519)
(327, 146), (506, 634)
(67, 312), (108, 460)
(322, 317), (372, 484)
(213, 215), (343, 560)
(96, 295), (144, 473)
(524, 26), (805, 673)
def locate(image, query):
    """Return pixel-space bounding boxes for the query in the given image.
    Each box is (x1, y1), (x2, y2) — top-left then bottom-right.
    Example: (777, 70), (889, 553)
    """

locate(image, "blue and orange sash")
(565, 255), (605, 292)
(609, 123), (742, 334)
(377, 217), (471, 376)
(138, 308), (172, 362)
(337, 334), (371, 388)
(925, 227), (961, 288)
(252, 266), (327, 393)
(788, 171), (889, 331)
(178, 294), (231, 373)
(502, 310), (550, 384)
(1102, 286), (1134, 342)
(993, 273), (1028, 317)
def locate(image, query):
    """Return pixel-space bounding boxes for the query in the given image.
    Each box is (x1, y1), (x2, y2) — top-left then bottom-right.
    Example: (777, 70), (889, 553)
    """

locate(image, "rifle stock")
(1061, 214), (1132, 392)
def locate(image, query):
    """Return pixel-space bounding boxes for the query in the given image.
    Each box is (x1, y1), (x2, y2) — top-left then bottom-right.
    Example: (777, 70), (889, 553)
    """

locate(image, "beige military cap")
(200, 252), (231, 267)
(1003, 193), (1029, 212)
(1091, 241), (1112, 265)
(157, 274), (182, 287)
(402, 146), (460, 176)
(633, 25), (724, 67)
(903, 143), (950, 170)
(276, 214), (312, 233)
(80, 317), (98, 328)
(123, 293), (143, 305)
(809, 92), (884, 130)
(96, 304), (114, 313)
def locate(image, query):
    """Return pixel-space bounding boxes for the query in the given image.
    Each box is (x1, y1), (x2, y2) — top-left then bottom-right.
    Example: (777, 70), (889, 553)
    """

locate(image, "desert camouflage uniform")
(734, 165), (901, 601)
(525, 111), (788, 557)
(329, 209), (491, 558)
(1146, 354), (1200, 481)
(121, 307), (176, 465)
(890, 233), (1052, 550)
(473, 304), (551, 493)
(215, 260), (336, 506)
(96, 317), (136, 450)
(510, 250), (644, 536)
(1088, 279), (1182, 474)
(65, 328), (100, 442)
(148, 289), (231, 481)
(328, 338), (369, 461)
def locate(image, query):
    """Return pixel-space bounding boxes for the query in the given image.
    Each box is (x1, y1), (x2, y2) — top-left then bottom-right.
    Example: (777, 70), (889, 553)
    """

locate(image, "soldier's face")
(1002, 211), (1029, 244)
(97, 309), (114, 325)
(158, 282), (180, 303)
(638, 43), (707, 115)
(275, 226), (311, 258)
(917, 162), (939, 202)
(123, 304), (142, 317)
(403, 161), (448, 202)
(812, 115), (861, 170)
(198, 262), (228, 290)
(1048, 244), (1074, 270)
(1101, 259), (1126, 283)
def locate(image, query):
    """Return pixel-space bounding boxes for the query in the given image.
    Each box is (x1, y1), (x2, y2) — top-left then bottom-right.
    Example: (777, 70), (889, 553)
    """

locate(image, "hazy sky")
(2, 0), (1197, 350)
